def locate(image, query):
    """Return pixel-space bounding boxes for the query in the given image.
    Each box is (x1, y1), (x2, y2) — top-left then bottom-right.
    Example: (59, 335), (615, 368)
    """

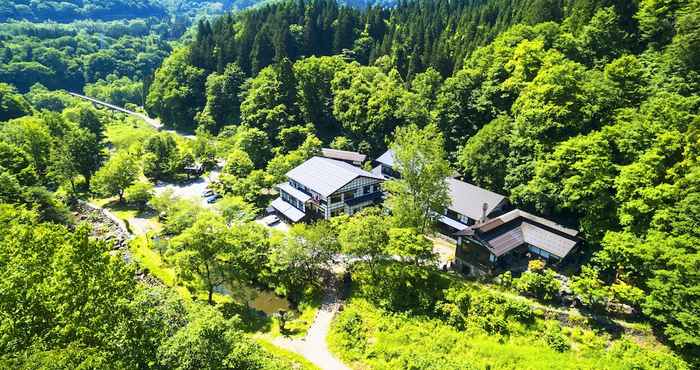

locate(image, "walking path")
(272, 277), (350, 370)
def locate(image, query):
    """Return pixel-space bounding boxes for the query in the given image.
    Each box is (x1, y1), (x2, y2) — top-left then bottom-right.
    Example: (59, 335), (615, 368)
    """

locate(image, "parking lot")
(153, 170), (220, 207)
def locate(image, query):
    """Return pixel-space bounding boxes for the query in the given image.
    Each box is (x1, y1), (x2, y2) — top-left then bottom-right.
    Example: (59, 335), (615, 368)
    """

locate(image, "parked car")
(202, 189), (215, 197)
(206, 194), (221, 204)
(265, 215), (280, 226)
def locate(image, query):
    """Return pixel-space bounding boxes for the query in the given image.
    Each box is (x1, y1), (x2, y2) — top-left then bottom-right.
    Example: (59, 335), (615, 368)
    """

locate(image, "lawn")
(105, 116), (157, 151)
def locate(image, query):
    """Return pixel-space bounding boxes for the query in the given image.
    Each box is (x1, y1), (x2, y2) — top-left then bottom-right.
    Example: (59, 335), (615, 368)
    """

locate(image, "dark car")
(206, 194), (221, 204)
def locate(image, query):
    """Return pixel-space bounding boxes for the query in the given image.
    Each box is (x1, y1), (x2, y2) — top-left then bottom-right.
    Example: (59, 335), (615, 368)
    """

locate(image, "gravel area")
(153, 170), (220, 207)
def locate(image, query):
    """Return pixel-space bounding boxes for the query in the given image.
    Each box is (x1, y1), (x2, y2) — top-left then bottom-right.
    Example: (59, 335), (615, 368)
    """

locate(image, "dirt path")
(272, 279), (350, 370)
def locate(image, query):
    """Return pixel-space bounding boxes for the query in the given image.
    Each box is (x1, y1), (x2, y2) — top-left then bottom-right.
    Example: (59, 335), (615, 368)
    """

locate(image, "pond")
(218, 283), (290, 315)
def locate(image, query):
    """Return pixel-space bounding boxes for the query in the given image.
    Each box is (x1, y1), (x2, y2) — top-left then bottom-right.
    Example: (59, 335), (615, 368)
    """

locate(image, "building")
(320, 148), (367, 166)
(270, 156), (385, 222)
(453, 209), (580, 276)
(373, 149), (400, 179)
(372, 149), (509, 233)
(438, 178), (509, 233)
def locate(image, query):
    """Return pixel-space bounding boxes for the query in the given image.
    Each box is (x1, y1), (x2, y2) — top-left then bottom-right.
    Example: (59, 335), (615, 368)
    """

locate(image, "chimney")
(480, 202), (489, 224)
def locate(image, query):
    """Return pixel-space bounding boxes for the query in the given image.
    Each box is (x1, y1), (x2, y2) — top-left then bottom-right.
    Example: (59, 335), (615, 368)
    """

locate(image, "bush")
(124, 181), (154, 209)
(514, 268), (561, 302)
(570, 266), (611, 311)
(542, 321), (571, 352)
(437, 286), (534, 335)
(333, 311), (367, 353)
(497, 271), (513, 288)
(352, 261), (450, 314)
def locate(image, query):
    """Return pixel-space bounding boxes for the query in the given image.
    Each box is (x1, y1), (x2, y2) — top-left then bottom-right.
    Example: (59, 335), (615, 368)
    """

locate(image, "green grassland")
(329, 298), (686, 370)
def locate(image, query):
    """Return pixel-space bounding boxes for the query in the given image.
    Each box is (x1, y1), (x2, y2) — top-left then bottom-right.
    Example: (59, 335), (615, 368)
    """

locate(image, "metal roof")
(521, 222), (578, 258)
(286, 156), (384, 197)
(446, 178), (507, 221)
(276, 182), (311, 202)
(438, 215), (469, 231)
(270, 197), (306, 222)
(476, 209), (579, 237)
(321, 148), (367, 163)
(456, 209), (580, 259)
(375, 149), (395, 167)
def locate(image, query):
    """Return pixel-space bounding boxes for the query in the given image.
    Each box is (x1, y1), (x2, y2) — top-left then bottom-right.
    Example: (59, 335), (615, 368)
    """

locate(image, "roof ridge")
(314, 156), (377, 178)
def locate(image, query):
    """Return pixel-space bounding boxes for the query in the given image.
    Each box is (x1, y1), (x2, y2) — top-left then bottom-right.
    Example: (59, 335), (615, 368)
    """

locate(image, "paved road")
(68, 92), (163, 130)
(272, 283), (350, 370)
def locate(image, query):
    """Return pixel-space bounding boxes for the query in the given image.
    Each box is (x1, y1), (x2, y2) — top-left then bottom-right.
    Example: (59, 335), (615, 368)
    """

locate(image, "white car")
(265, 215), (280, 226)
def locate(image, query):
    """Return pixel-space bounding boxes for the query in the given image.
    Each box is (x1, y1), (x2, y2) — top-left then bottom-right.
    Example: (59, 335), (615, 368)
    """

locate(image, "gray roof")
(480, 221), (578, 258)
(276, 182), (311, 202)
(456, 209), (580, 258)
(439, 215), (469, 231)
(321, 148), (367, 163)
(375, 149), (395, 167)
(446, 178), (507, 220)
(286, 156), (384, 197)
(476, 209), (579, 237)
(271, 197), (305, 222)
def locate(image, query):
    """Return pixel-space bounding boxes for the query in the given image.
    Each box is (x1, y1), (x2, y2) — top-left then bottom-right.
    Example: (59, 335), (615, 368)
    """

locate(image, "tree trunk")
(205, 264), (214, 305)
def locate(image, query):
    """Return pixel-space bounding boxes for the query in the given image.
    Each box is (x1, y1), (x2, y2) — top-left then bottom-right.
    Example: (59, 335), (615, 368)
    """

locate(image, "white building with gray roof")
(270, 156), (385, 222)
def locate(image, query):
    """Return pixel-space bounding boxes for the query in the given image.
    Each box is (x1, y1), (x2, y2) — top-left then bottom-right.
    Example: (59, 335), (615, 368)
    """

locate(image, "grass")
(105, 117), (157, 151)
(328, 298), (687, 370)
(129, 235), (231, 304)
(256, 338), (320, 370)
(267, 294), (321, 338)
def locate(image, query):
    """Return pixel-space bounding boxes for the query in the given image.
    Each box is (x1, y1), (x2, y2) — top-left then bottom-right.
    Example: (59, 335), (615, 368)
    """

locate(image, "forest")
(1, 0), (699, 369)
(146, 0), (699, 362)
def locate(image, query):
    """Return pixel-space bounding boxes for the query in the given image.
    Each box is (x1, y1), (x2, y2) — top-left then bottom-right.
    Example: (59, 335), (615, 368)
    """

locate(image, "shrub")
(497, 271), (513, 288)
(353, 261), (450, 314)
(124, 181), (154, 209)
(570, 266), (611, 311)
(436, 287), (471, 329)
(438, 286), (534, 335)
(542, 321), (571, 352)
(514, 268), (561, 302)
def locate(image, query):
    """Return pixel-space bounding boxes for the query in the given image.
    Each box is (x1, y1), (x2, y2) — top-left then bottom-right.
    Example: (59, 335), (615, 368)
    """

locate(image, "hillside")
(0, 0), (698, 368)
(145, 0), (699, 363)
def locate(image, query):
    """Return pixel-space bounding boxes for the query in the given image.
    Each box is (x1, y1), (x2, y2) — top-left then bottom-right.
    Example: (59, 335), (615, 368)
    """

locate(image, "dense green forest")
(0, 0), (167, 22)
(146, 0), (699, 362)
(0, 0), (276, 95)
(1, 0), (699, 368)
(0, 0), (273, 23)
(0, 20), (172, 94)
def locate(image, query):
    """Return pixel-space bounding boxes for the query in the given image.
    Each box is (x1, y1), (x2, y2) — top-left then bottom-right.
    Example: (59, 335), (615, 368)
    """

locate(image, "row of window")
(329, 183), (379, 204)
(281, 191), (305, 212)
(528, 245), (560, 261)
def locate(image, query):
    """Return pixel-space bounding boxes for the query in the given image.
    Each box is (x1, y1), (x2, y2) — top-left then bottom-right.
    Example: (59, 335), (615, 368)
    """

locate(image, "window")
(344, 191), (354, 200)
(363, 185), (371, 194)
(331, 194), (342, 204)
(528, 245), (551, 259)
